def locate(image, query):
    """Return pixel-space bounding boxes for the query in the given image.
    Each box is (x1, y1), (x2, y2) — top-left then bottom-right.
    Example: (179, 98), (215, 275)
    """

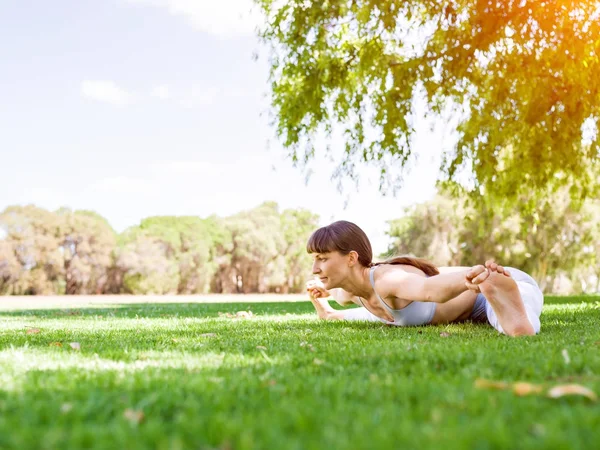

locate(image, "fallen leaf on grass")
(547, 384), (598, 401)
(512, 382), (543, 396)
(26, 328), (41, 334)
(49, 342), (63, 347)
(475, 379), (509, 390)
(476, 379), (597, 402)
(123, 409), (144, 425)
(69, 342), (81, 351)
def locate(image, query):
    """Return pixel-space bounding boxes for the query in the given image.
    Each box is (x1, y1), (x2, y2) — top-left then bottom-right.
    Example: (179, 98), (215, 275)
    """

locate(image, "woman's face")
(311, 251), (349, 289)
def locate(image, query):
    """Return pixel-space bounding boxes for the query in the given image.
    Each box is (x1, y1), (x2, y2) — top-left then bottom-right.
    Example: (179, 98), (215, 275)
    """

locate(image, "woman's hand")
(306, 279), (330, 300)
(465, 260), (511, 292)
(465, 265), (490, 293)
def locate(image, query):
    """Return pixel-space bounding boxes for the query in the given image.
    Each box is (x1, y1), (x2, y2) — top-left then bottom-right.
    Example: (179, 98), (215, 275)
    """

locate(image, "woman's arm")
(306, 285), (346, 320)
(378, 267), (487, 304)
(329, 288), (359, 306)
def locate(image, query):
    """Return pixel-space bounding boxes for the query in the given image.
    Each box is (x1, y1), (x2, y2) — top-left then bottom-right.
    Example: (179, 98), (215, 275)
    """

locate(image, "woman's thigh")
(431, 290), (478, 324)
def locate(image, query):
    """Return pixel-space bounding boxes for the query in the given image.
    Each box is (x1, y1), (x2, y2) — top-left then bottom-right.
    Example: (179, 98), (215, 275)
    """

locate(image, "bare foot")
(477, 263), (535, 337)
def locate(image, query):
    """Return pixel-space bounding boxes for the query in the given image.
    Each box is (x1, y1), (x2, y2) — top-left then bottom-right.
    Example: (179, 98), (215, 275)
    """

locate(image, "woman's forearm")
(329, 288), (357, 306)
(424, 270), (470, 303)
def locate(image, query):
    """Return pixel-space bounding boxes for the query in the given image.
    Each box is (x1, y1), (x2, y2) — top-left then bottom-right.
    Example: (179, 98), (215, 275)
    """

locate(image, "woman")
(305, 221), (543, 337)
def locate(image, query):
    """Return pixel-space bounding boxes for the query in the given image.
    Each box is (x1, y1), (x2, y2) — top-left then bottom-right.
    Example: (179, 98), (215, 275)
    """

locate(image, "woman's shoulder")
(373, 263), (426, 278)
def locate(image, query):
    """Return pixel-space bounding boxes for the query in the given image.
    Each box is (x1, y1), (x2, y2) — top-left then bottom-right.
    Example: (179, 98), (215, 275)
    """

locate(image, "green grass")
(1, 296), (600, 450)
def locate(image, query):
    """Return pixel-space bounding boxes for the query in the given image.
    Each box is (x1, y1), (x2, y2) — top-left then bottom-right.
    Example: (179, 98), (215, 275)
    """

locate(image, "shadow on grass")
(0, 301), (321, 319)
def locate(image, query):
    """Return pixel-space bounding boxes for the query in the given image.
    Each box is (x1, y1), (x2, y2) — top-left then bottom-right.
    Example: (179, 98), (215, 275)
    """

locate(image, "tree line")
(1, 192), (599, 295)
(0, 202), (318, 295)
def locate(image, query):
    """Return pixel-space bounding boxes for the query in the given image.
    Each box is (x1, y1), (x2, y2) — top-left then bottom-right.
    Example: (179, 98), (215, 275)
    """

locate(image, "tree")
(214, 202), (287, 293)
(255, 0), (600, 201)
(386, 188), (600, 293)
(0, 241), (21, 295)
(0, 205), (63, 294)
(57, 209), (117, 295)
(280, 208), (320, 292)
(117, 216), (221, 294)
(116, 235), (180, 295)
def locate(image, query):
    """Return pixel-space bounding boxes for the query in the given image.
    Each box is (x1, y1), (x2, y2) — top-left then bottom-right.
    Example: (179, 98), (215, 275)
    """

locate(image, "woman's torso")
(357, 264), (477, 325)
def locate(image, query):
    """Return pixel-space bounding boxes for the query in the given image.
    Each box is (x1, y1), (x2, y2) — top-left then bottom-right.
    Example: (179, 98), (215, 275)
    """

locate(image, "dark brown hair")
(307, 220), (439, 276)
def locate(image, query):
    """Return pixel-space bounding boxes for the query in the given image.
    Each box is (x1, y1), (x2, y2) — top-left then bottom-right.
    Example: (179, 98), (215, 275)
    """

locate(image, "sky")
(0, 0), (454, 254)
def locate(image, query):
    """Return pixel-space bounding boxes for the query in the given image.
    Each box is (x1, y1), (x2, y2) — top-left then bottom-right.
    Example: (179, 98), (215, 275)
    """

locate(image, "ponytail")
(371, 256), (439, 277)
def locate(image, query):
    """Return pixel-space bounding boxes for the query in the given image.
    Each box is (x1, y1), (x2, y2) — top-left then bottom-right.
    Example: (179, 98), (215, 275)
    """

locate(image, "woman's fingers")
(466, 264), (490, 284)
(466, 265), (486, 281)
(472, 269), (490, 284)
(465, 281), (481, 293)
(307, 287), (327, 299)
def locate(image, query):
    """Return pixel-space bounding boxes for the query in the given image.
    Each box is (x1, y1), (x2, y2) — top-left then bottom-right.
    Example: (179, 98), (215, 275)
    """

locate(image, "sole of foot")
(479, 270), (535, 337)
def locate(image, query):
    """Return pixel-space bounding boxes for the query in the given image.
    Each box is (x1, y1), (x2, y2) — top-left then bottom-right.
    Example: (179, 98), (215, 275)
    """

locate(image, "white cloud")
(150, 160), (224, 176)
(179, 86), (221, 108)
(151, 85), (171, 100)
(81, 80), (133, 106)
(125, 0), (261, 37)
(91, 176), (155, 194)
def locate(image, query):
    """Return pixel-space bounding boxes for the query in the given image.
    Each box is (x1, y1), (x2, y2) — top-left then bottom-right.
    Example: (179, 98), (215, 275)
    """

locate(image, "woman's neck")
(337, 266), (373, 299)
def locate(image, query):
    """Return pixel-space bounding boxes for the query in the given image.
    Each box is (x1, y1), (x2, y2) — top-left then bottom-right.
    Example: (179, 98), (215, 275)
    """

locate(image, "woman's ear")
(348, 251), (359, 267)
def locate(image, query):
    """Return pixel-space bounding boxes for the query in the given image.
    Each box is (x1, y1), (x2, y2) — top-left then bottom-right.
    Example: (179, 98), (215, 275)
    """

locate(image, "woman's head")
(307, 221), (373, 289)
(307, 220), (373, 267)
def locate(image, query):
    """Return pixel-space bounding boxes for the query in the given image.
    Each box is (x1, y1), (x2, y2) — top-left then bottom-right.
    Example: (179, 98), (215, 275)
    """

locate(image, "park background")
(1, 1), (599, 298)
(1, 2), (600, 450)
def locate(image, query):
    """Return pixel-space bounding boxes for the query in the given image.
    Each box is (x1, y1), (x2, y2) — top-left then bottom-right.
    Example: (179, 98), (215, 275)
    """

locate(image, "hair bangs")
(306, 227), (337, 254)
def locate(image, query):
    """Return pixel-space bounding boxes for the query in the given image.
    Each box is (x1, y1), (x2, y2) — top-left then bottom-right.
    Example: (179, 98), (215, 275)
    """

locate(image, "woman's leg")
(479, 264), (543, 336)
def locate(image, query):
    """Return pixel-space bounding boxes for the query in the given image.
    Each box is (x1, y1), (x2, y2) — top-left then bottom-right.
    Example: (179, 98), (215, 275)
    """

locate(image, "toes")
(496, 265), (511, 277)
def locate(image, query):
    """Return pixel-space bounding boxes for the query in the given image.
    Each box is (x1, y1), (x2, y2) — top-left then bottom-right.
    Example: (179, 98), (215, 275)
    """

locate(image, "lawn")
(1, 295), (599, 449)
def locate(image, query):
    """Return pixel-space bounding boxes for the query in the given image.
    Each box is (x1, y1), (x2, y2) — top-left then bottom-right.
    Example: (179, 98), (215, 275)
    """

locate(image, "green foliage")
(0, 203), (319, 295)
(255, 0), (600, 200)
(119, 216), (221, 294)
(212, 202), (319, 294)
(0, 206), (116, 295)
(386, 187), (600, 293)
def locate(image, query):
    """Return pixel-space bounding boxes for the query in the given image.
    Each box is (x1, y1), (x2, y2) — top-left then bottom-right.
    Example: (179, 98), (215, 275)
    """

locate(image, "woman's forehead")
(313, 251), (334, 257)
